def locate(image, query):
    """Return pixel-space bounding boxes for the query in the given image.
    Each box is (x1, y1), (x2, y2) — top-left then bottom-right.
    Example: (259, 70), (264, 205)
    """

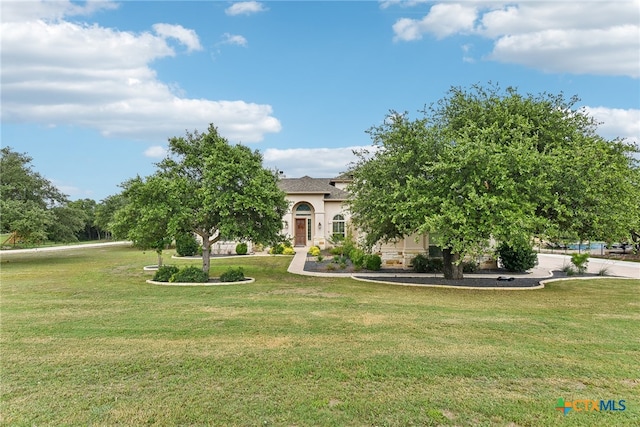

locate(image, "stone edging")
(350, 275), (545, 290)
(145, 277), (255, 286)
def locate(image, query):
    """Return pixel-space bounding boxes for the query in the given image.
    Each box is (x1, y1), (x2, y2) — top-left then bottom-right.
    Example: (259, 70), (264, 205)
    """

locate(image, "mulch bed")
(353, 271), (608, 288)
(304, 256), (602, 287)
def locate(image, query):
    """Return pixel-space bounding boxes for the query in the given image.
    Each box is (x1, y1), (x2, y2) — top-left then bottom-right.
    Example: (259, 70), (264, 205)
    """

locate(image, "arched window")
(295, 203), (312, 215)
(332, 214), (346, 237)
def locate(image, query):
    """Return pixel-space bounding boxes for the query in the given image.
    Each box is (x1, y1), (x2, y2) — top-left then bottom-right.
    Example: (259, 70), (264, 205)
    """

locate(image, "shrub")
(309, 246), (321, 257)
(462, 261), (478, 273)
(350, 248), (366, 268)
(220, 267), (245, 282)
(412, 254), (429, 273)
(364, 254), (382, 271)
(283, 247), (295, 255)
(235, 242), (248, 255)
(570, 253), (589, 274)
(175, 233), (199, 257)
(330, 247), (343, 256)
(497, 242), (538, 272)
(153, 265), (179, 282)
(170, 266), (208, 283)
(269, 244), (284, 255)
(412, 254), (444, 273)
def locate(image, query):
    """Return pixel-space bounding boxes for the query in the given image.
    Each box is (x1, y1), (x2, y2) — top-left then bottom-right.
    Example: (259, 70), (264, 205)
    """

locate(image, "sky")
(1, 0), (639, 202)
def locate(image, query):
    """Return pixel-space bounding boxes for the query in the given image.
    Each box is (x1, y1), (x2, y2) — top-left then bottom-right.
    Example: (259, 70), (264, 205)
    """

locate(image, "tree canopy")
(113, 124), (289, 273)
(349, 84), (639, 279)
(1, 147), (72, 243)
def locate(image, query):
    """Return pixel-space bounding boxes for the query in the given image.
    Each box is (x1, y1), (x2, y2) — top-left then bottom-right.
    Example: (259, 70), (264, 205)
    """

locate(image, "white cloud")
(1, 0), (118, 23)
(144, 145), (167, 159)
(1, 9), (281, 143)
(585, 106), (640, 144)
(152, 23), (202, 52)
(263, 146), (371, 178)
(225, 1), (267, 16)
(391, 1), (640, 77)
(380, 0), (429, 10)
(394, 3), (477, 41)
(220, 33), (248, 47)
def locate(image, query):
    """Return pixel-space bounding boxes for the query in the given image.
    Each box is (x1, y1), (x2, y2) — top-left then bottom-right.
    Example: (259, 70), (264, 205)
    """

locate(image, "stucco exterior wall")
(280, 194), (350, 249)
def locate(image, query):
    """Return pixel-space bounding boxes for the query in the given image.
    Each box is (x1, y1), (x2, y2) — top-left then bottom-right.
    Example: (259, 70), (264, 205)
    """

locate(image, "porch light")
(318, 222), (322, 230)
(284, 221), (288, 230)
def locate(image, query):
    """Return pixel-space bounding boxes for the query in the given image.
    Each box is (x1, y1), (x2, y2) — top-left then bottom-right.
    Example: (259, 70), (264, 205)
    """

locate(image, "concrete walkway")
(288, 247), (640, 280)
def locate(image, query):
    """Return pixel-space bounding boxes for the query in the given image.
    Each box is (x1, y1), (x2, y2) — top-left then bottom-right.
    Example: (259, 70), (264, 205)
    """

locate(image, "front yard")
(1, 246), (638, 426)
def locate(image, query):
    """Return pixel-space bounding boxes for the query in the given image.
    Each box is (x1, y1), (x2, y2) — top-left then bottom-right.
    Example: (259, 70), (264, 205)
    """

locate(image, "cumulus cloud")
(390, 1), (640, 78)
(393, 3), (477, 41)
(144, 145), (168, 158)
(225, 1), (267, 16)
(585, 106), (640, 144)
(152, 23), (202, 52)
(0, 5), (281, 143)
(1, 0), (119, 23)
(263, 146), (371, 178)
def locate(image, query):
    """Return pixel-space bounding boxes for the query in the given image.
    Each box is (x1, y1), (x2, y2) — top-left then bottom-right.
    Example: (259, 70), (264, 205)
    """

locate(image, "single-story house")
(277, 174), (433, 269)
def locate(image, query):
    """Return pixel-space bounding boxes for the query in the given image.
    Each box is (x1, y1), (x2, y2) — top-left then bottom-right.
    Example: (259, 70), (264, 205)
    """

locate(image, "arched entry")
(293, 202), (313, 246)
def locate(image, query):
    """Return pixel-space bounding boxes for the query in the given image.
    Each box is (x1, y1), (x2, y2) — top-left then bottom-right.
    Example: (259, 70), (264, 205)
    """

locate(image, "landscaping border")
(145, 277), (255, 286)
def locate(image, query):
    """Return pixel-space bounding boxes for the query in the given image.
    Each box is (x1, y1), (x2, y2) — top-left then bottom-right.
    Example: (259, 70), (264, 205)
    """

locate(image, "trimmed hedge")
(175, 233), (200, 257)
(364, 254), (382, 271)
(498, 242), (538, 272)
(235, 242), (248, 255)
(153, 265), (179, 282)
(220, 267), (245, 282)
(170, 266), (209, 283)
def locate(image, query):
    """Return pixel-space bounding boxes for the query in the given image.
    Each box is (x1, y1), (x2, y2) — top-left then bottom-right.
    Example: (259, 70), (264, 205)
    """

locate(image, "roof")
(277, 175), (350, 200)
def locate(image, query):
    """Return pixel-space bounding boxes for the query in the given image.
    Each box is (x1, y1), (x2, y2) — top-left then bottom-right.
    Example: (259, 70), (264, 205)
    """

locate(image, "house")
(277, 174), (431, 269)
(277, 175), (351, 249)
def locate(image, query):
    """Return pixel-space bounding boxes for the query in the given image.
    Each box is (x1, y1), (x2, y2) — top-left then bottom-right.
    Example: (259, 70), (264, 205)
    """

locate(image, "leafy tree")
(46, 204), (88, 243)
(0, 147), (67, 243)
(68, 198), (102, 240)
(349, 84), (639, 279)
(95, 194), (127, 240)
(112, 125), (289, 273)
(111, 175), (175, 266)
(156, 125), (289, 273)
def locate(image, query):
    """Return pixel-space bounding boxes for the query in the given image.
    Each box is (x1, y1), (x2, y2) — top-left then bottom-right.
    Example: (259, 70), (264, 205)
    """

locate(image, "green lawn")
(1, 246), (638, 426)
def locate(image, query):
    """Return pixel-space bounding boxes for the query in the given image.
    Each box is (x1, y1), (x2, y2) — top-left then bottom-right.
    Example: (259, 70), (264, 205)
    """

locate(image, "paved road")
(537, 253), (639, 279)
(0, 241), (131, 255)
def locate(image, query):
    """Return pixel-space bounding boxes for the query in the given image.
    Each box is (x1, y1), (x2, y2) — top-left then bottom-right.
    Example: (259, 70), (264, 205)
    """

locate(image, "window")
(332, 214), (346, 237)
(295, 203), (312, 216)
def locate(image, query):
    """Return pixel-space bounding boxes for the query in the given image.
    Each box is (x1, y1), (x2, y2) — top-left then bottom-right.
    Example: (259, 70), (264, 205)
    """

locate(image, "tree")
(155, 125), (289, 273)
(95, 194), (127, 240)
(46, 204), (88, 243)
(111, 175), (175, 267)
(0, 147), (67, 243)
(68, 199), (102, 240)
(349, 84), (639, 279)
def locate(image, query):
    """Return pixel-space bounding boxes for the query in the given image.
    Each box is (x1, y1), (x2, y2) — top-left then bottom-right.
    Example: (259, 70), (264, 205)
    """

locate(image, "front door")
(294, 219), (306, 246)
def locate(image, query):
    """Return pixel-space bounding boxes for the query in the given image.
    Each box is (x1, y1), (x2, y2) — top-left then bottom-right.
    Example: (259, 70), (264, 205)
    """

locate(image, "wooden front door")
(294, 218), (307, 246)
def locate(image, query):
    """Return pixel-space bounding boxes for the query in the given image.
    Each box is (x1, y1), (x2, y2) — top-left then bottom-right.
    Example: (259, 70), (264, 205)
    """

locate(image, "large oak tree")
(113, 125), (289, 274)
(349, 84), (639, 279)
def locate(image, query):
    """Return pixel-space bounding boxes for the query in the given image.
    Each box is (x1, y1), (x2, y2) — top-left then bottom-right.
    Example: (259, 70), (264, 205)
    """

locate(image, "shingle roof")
(277, 175), (350, 200)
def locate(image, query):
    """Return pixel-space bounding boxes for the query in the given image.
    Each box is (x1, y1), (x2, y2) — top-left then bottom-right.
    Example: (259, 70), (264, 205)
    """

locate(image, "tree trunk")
(156, 249), (163, 267)
(442, 248), (464, 280)
(202, 232), (211, 274)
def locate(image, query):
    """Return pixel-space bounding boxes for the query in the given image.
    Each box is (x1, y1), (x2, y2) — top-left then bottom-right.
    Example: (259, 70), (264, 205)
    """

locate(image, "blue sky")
(2, 0), (639, 201)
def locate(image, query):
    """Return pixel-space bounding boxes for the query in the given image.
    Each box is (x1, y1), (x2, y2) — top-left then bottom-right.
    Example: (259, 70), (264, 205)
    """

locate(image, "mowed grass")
(1, 246), (638, 426)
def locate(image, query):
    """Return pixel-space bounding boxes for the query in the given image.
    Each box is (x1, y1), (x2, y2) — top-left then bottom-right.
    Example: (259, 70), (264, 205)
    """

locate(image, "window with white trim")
(332, 214), (346, 238)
